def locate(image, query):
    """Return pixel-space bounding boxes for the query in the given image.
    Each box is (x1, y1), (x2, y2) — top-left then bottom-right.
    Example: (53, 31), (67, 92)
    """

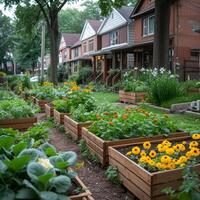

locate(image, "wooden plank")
(109, 156), (151, 196)
(0, 117), (37, 125)
(87, 145), (104, 163)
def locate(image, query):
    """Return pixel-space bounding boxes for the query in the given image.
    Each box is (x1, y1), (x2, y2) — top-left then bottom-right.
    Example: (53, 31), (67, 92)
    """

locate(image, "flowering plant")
(126, 133), (200, 172)
(88, 108), (177, 141)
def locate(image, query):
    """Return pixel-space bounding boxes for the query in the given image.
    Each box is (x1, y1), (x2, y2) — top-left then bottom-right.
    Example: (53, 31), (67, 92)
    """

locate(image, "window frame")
(143, 15), (155, 37)
(109, 30), (118, 46)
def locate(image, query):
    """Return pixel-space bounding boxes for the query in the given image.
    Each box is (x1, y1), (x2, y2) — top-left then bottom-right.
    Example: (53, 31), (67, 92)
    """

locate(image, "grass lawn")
(92, 92), (119, 104)
(140, 104), (200, 131)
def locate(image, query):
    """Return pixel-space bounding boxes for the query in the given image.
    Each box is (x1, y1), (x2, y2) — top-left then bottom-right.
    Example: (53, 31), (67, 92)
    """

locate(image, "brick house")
(131, 0), (200, 80)
(59, 33), (80, 65)
(91, 6), (134, 83)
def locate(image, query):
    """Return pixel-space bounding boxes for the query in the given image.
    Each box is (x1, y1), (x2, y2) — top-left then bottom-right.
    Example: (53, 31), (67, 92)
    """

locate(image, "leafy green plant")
(35, 86), (58, 100)
(0, 99), (39, 120)
(0, 134), (78, 200)
(0, 71), (6, 77)
(105, 166), (122, 185)
(0, 90), (18, 101)
(148, 74), (185, 106)
(52, 99), (71, 113)
(88, 108), (177, 141)
(162, 166), (200, 200)
(76, 66), (92, 84)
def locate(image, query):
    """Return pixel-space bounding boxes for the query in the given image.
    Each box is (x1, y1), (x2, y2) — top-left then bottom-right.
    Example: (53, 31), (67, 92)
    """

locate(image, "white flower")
(160, 67), (166, 74)
(140, 67), (145, 72)
(38, 158), (53, 170)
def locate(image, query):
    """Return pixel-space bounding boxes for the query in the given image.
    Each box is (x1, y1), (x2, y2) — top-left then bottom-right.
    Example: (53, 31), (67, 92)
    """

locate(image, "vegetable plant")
(0, 99), (39, 120)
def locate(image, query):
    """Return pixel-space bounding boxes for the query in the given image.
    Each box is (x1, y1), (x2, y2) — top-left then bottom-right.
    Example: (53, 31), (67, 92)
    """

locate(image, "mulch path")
(38, 113), (136, 200)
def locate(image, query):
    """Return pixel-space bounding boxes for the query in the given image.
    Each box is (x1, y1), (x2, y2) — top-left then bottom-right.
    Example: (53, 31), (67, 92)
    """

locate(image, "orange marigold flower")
(122, 114), (128, 120)
(108, 121), (114, 126)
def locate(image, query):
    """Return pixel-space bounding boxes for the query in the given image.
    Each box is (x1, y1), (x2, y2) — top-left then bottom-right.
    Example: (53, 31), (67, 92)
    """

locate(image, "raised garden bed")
(108, 136), (200, 200)
(70, 172), (94, 200)
(36, 98), (49, 111)
(187, 87), (200, 94)
(45, 103), (54, 117)
(54, 109), (68, 124)
(82, 128), (187, 167)
(119, 90), (147, 104)
(64, 115), (92, 141)
(0, 117), (37, 130)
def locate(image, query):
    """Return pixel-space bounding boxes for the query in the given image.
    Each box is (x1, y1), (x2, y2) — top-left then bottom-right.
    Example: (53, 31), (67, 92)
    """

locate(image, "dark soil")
(38, 114), (136, 200)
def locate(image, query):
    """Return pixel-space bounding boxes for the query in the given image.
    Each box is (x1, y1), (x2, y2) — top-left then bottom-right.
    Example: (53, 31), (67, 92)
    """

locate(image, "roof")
(131, 0), (155, 18)
(61, 33), (80, 47)
(116, 6), (134, 21)
(71, 40), (81, 48)
(87, 20), (102, 32)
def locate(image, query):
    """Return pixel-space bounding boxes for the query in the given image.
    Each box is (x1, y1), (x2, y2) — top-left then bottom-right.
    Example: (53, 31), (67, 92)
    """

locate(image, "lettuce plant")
(0, 99), (39, 120)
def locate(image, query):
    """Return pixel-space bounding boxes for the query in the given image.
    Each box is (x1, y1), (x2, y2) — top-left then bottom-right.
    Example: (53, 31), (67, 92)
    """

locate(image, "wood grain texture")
(45, 104), (54, 117)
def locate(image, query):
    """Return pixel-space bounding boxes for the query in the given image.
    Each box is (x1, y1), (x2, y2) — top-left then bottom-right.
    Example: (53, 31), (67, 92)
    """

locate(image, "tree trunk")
(49, 11), (59, 83)
(153, 0), (171, 69)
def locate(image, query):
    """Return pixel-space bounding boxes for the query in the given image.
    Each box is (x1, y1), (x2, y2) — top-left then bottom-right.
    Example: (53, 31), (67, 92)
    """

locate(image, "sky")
(0, 0), (86, 19)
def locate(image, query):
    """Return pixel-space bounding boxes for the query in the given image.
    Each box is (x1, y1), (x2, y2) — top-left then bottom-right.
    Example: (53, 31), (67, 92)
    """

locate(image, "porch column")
(93, 56), (97, 81)
(103, 55), (108, 83)
(112, 52), (116, 69)
(120, 51), (123, 71)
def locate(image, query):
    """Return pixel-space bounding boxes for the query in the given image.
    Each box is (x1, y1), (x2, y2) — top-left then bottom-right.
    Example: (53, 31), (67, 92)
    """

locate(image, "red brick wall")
(81, 35), (100, 54)
(101, 26), (128, 48)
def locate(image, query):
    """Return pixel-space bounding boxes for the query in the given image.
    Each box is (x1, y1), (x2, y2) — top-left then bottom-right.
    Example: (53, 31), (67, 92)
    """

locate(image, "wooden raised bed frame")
(0, 117), (37, 130)
(54, 109), (68, 124)
(82, 128), (187, 167)
(64, 115), (92, 141)
(35, 99), (49, 112)
(119, 90), (147, 104)
(109, 136), (200, 200)
(45, 103), (54, 117)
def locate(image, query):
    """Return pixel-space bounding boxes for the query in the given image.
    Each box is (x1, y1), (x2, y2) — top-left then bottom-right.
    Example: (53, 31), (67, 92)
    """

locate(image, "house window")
(88, 40), (94, 51)
(110, 31), (118, 45)
(143, 16), (155, 36)
(83, 42), (87, 53)
(74, 48), (79, 57)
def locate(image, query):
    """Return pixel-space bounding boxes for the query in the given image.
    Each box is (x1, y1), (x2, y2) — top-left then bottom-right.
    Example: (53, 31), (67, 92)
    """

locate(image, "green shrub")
(52, 99), (71, 113)
(0, 71), (6, 77)
(76, 66), (92, 84)
(0, 90), (18, 101)
(148, 74), (185, 105)
(34, 86), (58, 100)
(0, 99), (39, 120)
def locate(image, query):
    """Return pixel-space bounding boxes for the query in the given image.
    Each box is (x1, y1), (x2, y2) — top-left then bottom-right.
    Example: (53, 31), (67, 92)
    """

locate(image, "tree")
(59, 0), (102, 34)
(0, 0), (77, 83)
(13, 4), (42, 74)
(0, 11), (13, 72)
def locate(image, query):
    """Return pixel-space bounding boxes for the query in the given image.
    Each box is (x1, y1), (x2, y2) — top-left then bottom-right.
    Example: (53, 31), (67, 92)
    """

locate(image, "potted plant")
(119, 73), (148, 104)
(81, 108), (186, 167)
(108, 132), (200, 200)
(0, 99), (39, 130)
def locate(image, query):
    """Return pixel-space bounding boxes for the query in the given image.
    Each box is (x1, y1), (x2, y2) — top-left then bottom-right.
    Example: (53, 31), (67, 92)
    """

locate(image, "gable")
(59, 36), (66, 50)
(80, 21), (96, 41)
(98, 9), (127, 35)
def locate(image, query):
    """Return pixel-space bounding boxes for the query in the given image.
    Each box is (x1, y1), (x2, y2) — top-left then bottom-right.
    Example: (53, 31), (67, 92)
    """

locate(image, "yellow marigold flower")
(180, 163), (186, 168)
(161, 155), (172, 164)
(157, 144), (165, 152)
(132, 146), (141, 155)
(140, 151), (146, 157)
(169, 163), (176, 169)
(162, 140), (172, 147)
(145, 156), (151, 162)
(189, 141), (198, 148)
(156, 162), (162, 169)
(178, 156), (188, 163)
(166, 148), (174, 155)
(149, 150), (157, 158)
(186, 151), (192, 158)
(139, 156), (147, 163)
(149, 160), (155, 166)
(173, 144), (185, 152)
(83, 89), (91, 93)
(192, 134), (200, 140)
(143, 141), (151, 150)
(182, 141), (186, 145)
(126, 151), (132, 156)
(190, 148), (200, 157)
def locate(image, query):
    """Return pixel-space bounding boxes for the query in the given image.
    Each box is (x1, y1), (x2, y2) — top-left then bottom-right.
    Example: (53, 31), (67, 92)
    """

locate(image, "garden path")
(38, 113), (137, 200)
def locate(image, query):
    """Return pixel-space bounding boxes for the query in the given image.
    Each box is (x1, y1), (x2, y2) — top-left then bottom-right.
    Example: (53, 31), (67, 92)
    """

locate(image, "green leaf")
(38, 173), (54, 185)
(0, 136), (14, 150)
(12, 142), (27, 156)
(0, 160), (7, 173)
(16, 188), (38, 199)
(59, 151), (77, 166)
(23, 179), (39, 195)
(192, 192), (200, 200)
(40, 143), (57, 156)
(0, 188), (15, 200)
(4, 155), (30, 172)
(27, 162), (47, 182)
(57, 194), (70, 200)
(18, 148), (46, 161)
(179, 192), (192, 200)
(55, 161), (69, 169)
(49, 175), (71, 193)
(40, 191), (57, 200)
